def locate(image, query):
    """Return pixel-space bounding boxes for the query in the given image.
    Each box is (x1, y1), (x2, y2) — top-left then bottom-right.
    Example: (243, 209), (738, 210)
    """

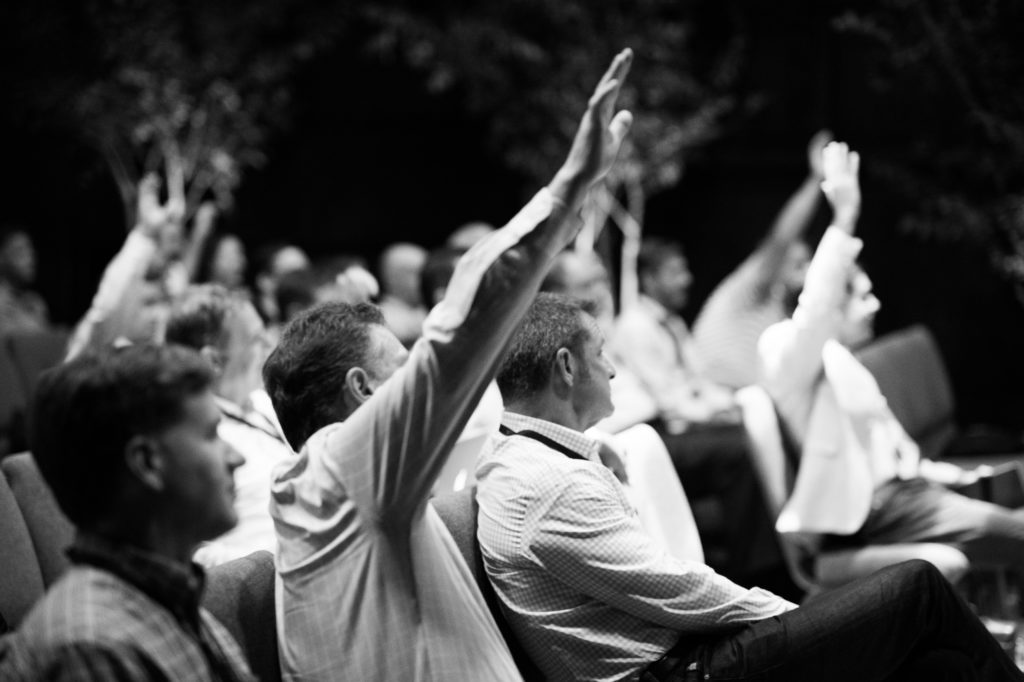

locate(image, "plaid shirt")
(0, 534), (254, 681)
(477, 412), (796, 682)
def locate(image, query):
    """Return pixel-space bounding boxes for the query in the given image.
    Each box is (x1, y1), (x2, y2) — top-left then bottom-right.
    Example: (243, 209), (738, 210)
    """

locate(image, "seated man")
(0, 344), (254, 680)
(476, 292), (1021, 682)
(692, 130), (831, 389)
(165, 284), (291, 566)
(759, 141), (1024, 570)
(568, 248), (776, 579)
(260, 49), (634, 681)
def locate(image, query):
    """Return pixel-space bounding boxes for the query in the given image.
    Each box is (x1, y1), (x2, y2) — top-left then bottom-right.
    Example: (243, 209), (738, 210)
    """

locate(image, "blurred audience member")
(760, 141), (1024, 572)
(197, 233), (249, 294)
(377, 242), (428, 346)
(253, 242), (311, 325)
(0, 344), (253, 680)
(692, 131), (830, 388)
(0, 225), (49, 334)
(165, 284), (287, 567)
(313, 255), (379, 306)
(446, 221), (495, 250)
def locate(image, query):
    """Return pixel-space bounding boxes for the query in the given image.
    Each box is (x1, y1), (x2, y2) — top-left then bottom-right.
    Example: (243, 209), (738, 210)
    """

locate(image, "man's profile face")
(573, 315), (617, 430)
(645, 254), (692, 312)
(839, 269), (880, 349)
(153, 388), (243, 544)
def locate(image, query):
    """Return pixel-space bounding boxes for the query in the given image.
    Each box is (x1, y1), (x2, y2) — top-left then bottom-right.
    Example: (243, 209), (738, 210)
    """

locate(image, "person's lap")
(654, 561), (1019, 681)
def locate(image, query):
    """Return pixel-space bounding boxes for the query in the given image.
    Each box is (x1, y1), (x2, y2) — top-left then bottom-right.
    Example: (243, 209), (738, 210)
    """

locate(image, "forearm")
(66, 231), (158, 361)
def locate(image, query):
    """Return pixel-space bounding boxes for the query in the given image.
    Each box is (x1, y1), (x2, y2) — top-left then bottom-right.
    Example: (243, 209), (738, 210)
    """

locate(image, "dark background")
(2, 1), (1022, 429)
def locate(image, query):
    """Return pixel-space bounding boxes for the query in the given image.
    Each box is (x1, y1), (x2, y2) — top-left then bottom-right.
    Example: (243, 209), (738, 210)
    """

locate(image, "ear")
(553, 347), (577, 389)
(199, 345), (225, 374)
(344, 366), (375, 405)
(124, 435), (166, 493)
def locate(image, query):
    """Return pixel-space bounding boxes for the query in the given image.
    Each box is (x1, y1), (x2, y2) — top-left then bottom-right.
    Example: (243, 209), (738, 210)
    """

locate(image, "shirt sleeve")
(66, 231), (158, 361)
(759, 226), (862, 395)
(19, 643), (160, 682)
(525, 465), (796, 632)
(297, 189), (586, 526)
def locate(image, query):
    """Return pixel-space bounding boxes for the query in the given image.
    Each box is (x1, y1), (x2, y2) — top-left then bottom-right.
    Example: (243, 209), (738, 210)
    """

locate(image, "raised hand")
(807, 129), (833, 179)
(549, 49), (634, 207)
(135, 173), (186, 240)
(820, 141), (861, 231)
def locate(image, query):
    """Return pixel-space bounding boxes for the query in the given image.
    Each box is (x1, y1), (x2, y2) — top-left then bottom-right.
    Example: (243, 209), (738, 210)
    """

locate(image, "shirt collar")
(68, 533), (206, 632)
(501, 411), (601, 463)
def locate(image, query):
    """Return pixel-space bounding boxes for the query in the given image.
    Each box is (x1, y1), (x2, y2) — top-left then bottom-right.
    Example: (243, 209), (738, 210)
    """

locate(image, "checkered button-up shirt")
(477, 412), (796, 682)
(0, 534), (254, 681)
(271, 190), (574, 682)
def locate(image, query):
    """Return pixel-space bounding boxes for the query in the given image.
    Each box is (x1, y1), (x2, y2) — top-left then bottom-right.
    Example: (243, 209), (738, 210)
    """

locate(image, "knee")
(913, 545), (970, 585)
(894, 558), (951, 591)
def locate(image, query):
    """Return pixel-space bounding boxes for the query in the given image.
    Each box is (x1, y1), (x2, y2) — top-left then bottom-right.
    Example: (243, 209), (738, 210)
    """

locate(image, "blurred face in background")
(210, 235), (248, 289)
(643, 253), (693, 312)
(0, 231), (37, 286)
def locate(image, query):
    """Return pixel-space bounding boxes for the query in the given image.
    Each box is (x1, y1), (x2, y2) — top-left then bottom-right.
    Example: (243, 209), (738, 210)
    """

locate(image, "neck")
(507, 394), (587, 433)
(91, 517), (196, 567)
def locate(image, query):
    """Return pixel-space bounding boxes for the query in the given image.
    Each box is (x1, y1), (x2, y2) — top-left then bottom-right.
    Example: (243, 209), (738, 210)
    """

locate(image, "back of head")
(497, 293), (589, 406)
(165, 283), (240, 351)
(31, 344), (214, 531)
(262, 302), (385, 450)
(377, 242), (427, 304)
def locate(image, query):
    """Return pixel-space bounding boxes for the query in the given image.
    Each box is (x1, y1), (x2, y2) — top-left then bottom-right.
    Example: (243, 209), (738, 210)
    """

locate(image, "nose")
(604, 354), (617, 379)
(223, 441), (246, 472)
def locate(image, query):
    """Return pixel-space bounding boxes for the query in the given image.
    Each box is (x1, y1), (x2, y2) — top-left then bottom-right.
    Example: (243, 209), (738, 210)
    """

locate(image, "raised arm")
(329, 50), (634, 522)
(66, 175), (183, 360)
(746, 130), (831, 297)
(759, 142), (863, 395)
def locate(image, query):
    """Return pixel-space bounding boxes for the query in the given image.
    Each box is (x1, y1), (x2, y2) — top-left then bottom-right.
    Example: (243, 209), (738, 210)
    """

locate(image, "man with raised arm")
(260, 50), (634, 681)
(693, 130), (831, 389)
(759, 141), (1024, 572)
(477, 292), (1021, 682)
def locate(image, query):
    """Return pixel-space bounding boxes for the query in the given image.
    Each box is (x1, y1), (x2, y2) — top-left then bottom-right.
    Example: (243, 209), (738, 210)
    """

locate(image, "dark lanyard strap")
(221, 408), (286, 444)
(499, 424), (589, 461)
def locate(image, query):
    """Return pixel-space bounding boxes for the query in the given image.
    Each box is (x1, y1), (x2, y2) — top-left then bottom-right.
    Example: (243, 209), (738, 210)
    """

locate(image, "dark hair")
(275, 268), (317, 323)
(31, 344), (214, 529)
(419, 247), (466, 308)
(497, 293), (590, 405)
(263, 301), (385, 449)
(165, 284), (243, 350)
(637, 236), (684, 282)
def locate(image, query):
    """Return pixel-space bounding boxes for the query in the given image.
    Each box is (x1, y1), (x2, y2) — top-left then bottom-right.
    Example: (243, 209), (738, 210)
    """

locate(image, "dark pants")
(833, 477), (1024, 567)
(654, 420), (780, 580)
(644, 561), (1021, 681)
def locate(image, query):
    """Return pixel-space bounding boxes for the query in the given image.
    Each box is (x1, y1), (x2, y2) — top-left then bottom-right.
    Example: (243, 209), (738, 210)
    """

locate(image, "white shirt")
(193, 396), (293, 568)
(477, 411), (795, 682)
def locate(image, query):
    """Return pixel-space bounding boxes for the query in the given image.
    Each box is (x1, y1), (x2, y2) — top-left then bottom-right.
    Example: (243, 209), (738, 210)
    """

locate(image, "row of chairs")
(0, 329), (68, 457)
